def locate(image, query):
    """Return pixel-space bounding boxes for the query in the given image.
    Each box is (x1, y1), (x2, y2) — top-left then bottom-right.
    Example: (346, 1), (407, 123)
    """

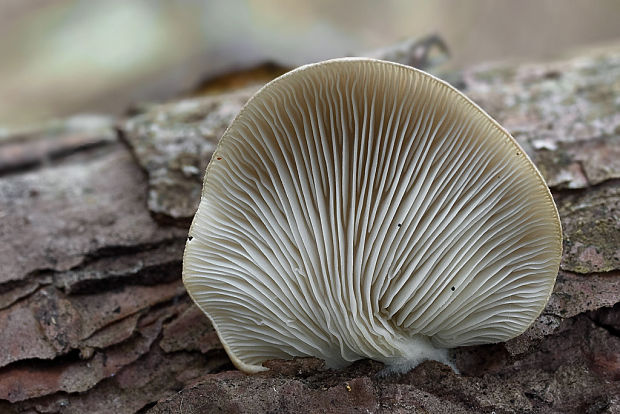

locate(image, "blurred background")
(2, 0), (620, 130)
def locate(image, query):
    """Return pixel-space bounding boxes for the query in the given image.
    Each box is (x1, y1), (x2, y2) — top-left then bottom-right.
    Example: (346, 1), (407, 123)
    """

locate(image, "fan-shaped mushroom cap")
(183, 58), (562, 374)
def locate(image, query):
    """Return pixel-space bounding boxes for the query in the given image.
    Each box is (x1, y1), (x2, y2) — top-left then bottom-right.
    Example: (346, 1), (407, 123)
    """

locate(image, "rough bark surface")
(0, 43), (619, 413)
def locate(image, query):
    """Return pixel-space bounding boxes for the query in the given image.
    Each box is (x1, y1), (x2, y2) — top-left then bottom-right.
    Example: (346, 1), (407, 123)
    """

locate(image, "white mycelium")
(183, 58), (562, 373)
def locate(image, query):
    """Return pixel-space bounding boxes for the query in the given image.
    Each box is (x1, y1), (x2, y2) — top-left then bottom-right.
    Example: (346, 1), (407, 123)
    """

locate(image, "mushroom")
(183, 58), (562, 374)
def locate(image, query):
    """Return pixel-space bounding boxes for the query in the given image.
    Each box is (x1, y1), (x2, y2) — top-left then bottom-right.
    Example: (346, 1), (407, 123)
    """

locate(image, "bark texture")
(0, 42), (619, 413)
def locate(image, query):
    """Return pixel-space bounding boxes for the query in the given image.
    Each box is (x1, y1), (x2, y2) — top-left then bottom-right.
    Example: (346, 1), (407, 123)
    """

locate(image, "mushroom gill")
(183, 58), (562, 374)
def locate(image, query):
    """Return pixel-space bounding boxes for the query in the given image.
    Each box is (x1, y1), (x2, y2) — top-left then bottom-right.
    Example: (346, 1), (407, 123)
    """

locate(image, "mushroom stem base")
(379, 335), (455, 375)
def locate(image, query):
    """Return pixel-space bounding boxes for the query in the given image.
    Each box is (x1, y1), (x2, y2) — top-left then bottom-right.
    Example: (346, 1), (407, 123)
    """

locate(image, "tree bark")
(0, 41), (619, 413)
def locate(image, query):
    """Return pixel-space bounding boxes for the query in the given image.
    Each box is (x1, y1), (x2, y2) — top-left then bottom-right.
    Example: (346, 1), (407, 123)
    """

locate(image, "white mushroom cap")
(183, 58), (562, 374)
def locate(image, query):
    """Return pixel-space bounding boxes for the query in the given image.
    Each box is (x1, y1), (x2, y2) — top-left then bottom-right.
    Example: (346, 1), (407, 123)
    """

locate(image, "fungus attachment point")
(183, 58), (562, 374)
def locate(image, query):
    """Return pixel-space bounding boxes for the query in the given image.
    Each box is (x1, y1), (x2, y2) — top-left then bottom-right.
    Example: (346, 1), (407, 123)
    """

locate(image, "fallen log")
(1, 41), (619, 413)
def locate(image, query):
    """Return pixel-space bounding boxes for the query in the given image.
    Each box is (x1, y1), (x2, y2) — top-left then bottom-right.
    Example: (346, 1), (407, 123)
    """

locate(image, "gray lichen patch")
(463, 47), (620, 190)
(121, 87), (257, 224)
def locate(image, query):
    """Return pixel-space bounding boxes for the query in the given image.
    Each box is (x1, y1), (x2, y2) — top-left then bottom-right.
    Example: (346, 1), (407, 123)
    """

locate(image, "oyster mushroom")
(183, 58), (562, 374)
